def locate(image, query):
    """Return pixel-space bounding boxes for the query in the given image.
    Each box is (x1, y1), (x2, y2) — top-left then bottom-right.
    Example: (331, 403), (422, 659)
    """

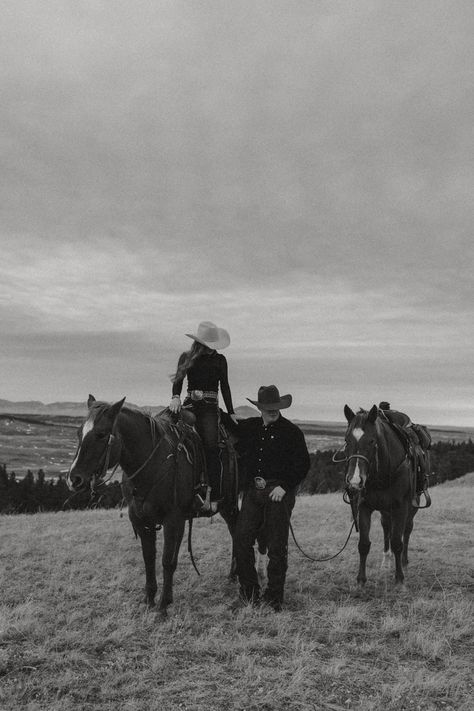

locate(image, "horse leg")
(255, 522), (268, 591)
(380, 511), (392, 570)
(138, 526), (158, 608)
(158, 513), (186, 617)
(391, 504), (408, 585)
(402, 507), (416, 567)
(357, 504), (372, 586)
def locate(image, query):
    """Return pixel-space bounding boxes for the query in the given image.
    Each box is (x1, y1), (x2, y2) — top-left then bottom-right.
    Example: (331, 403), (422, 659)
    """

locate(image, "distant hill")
(0, 399), (89, 417)
(0, 400), (472, 440)
(235, 405), (259, 419)
(0, 399), (260, 419)
(0, 398), (159, 417)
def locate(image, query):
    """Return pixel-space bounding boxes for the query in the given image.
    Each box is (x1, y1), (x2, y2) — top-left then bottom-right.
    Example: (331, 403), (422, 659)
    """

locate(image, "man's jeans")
(235, 486), (296, 603)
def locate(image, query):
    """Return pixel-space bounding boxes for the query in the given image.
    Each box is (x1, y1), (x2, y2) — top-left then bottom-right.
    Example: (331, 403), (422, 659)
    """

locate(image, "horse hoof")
(158, 608), (168, 620)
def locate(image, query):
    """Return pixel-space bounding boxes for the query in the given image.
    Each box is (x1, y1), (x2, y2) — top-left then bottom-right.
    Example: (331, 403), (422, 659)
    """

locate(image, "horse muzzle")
(67, 472), (85, 491)
(67, 465), (96, 492)
(345, 454), (369, 491)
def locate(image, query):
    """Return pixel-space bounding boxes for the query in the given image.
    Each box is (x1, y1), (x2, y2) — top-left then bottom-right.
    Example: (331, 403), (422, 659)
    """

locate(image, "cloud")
(1, 1), (473, 424)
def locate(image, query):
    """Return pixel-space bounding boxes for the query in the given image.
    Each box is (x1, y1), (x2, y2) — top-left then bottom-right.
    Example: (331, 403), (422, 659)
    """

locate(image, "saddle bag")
(411, 423), (432, 450)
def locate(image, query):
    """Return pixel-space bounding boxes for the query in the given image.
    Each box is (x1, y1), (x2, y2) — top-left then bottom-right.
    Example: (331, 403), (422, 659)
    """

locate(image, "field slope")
(1, 478), (473, 711)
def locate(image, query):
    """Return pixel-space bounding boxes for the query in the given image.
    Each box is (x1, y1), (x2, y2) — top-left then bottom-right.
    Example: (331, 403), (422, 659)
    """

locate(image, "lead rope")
(284, 498), (356, 563)
(187, 517), (201, 576)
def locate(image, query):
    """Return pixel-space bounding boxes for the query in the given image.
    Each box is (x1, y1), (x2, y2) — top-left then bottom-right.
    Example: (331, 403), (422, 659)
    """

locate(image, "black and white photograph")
(1, 2), (473, 710)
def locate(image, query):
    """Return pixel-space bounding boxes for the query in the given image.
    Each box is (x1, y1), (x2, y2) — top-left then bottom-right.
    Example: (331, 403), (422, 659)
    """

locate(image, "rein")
(121, 438), (165, 482)
(283, 498), (356, 563)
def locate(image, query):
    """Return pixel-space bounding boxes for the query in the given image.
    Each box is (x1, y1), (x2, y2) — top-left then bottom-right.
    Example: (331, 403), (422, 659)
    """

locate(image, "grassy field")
(1, 476), (473, 711)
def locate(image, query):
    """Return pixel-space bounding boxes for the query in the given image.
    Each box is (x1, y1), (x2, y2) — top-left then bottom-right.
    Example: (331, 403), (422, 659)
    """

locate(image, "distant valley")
(1, 400), (473, 476)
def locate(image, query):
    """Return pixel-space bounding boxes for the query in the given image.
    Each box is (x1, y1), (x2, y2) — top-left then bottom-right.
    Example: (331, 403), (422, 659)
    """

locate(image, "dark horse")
(67, 395), (239, 617)
(343, 404), (420, 586)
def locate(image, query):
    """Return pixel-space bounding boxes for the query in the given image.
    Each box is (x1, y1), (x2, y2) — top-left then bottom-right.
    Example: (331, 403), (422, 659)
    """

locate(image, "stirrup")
(413, 489), (431, 509)
(194, 486), (219, 516)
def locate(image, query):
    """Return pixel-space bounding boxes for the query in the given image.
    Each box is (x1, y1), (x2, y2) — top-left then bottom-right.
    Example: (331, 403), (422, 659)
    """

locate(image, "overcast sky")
(1, 0), (473, 425)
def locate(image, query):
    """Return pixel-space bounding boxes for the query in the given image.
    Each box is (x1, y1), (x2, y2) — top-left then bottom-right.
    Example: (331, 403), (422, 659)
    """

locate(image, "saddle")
(159, 408), (238, 508)
(378, 409), (431, 504)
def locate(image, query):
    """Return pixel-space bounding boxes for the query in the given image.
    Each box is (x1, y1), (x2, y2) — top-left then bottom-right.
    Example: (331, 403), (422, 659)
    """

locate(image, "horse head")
(67, 394), (126, 492)
(343, 404), (379, 491)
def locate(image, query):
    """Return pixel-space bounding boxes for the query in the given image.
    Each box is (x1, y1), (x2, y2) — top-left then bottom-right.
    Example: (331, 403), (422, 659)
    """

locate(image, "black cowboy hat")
(247, 385), (292, 411)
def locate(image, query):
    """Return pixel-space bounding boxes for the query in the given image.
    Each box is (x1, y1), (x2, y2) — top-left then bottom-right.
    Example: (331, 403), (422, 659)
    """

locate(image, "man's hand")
(269, 485), (286, 502)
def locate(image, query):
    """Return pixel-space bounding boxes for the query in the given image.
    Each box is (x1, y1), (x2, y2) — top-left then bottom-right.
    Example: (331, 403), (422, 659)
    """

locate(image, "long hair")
(171, 341), (213, 383)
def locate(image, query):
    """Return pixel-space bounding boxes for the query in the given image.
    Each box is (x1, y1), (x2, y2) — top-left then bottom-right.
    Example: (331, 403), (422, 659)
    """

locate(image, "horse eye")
(96, 431), (108, 440)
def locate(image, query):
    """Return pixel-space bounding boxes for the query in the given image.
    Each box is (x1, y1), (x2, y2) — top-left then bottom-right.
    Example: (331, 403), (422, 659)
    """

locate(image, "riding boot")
(205, 447), (223, 504)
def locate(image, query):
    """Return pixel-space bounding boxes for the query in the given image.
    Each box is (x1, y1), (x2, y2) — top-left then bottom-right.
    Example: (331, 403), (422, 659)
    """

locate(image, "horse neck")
(116, 409), (157, 475)
(376, 420), (405, 477)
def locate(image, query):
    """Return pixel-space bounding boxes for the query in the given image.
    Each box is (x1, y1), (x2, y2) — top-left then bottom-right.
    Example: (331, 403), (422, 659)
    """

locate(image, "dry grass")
(1, 478), (473, 711)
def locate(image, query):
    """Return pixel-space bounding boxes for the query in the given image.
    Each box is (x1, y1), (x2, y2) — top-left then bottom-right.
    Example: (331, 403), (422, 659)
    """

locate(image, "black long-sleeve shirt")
(172, 351), (235, 414)
(236, 415), (310, 492)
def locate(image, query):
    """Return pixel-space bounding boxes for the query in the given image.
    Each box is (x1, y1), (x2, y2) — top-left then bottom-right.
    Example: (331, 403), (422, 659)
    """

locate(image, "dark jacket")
(236, 415), (310, 492)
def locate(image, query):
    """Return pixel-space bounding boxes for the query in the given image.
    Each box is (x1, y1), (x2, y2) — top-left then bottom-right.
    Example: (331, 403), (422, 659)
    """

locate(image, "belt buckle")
(191, 390), (204, 401)
(254, 476), (266, 490)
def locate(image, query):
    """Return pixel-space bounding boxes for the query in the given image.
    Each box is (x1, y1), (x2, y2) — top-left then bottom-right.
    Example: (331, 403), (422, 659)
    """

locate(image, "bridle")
(332, 445), (378, 485)
(91, 414), (171, 491)
(333, 429), (379, 531)
(90, 420), (122, 492)
(344, 450), (377, 486)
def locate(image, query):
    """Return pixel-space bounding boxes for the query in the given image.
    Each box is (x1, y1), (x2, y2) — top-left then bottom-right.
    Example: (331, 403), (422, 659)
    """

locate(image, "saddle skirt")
(155, 408), (238, 497)
(378, 409), (431, 479)
(152, 410), (206, 488)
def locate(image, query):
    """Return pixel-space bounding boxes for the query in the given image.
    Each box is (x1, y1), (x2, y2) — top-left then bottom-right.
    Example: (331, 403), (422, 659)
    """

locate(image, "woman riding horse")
(169, 321), (238, 513)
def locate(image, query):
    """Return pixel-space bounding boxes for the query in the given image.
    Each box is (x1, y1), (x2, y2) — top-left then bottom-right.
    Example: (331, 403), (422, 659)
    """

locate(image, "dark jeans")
(235, 486), (296, 603)
(184, 400), (221, 494)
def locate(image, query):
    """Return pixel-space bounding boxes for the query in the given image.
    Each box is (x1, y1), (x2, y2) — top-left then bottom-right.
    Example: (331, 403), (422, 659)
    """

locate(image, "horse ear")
(344, 405), (355, 423)
(368, 404), (378, 423)
(87, 394), (96, 408)
(109, 397), (126, 420)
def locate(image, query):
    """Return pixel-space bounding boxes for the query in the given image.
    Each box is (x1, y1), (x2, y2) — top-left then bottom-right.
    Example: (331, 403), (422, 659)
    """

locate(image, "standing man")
(234, 385), (310, 611)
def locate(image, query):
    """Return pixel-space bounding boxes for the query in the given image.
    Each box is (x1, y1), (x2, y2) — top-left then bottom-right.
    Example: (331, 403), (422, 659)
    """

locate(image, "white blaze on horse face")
(349, 459), (362, 488)
(347, 428), (364, 487)
(81, 414), (96, 439)
(69, 412), (96, 473)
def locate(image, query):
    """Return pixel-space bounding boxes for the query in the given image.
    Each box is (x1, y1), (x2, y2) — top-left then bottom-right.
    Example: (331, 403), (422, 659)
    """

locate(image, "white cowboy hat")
(185, 321), (230, 350)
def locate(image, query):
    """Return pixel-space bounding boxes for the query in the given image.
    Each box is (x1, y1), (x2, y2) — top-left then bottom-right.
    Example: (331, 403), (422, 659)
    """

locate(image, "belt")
(254, 477), (280, 490)
(188, 390), (218, 402)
